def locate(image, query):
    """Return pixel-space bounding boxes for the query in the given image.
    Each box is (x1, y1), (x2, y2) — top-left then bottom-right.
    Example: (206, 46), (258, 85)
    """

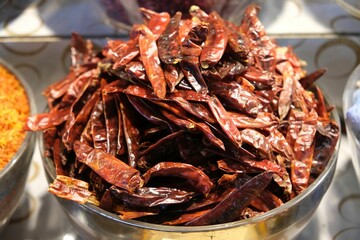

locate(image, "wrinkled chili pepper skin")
(200, 12), (228, 69)
(185, 171), (273, 226)
(110, 186), (194, 208)
(143, 162), (213, 196)
(27, 5), (340, 226)
(74, 141), (143, 192)
(49, 175), (93, 204)
(139, 25), (167, 99)
(158, 11), (182, 64)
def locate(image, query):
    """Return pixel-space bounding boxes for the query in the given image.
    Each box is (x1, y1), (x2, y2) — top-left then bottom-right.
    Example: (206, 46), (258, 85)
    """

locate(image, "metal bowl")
(39, 92), (340, 240)
(0, 59), (36, 232)
(343, 63), (360, 185)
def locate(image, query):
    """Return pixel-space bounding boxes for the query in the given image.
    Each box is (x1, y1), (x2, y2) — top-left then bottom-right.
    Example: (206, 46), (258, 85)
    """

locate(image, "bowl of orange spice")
(0, 59), (36, 232)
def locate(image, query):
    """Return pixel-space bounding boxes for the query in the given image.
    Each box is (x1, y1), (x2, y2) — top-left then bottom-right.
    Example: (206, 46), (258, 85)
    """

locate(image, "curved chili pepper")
(139, 8), (170, 38)
(171, 96), (215, 123)
(292, 123), (317, 194)
(160, 108), (225, 150)
(208, 80), (263, 116)
(43, 64), (96, 109)
(200, 12), (228, 68)
(278, 75), (295, 120)
(240, 129), (274, 161)
(74, 141), (143, 192)
(229, 111), (279, 129)
(111, 36), (140, 69)
(267, 128), (295, 161)
(110, 185), (194, 208)
(90, 99), (108, 152)
(300, 68), (326, 90)
(139, 25), (167, 99)
(143, 162), (213, 196)
(240, 4), (275, 72)
(207, 95), (242, 148)
(49, 175), (93, 204)
(185, 171), (273, 226)
(62, 89), (101, 150)
(158, 11), (182, 64)
(180, 60), (208, 93)
(120, 96), (142, 168)
(314, 85), (328, 118)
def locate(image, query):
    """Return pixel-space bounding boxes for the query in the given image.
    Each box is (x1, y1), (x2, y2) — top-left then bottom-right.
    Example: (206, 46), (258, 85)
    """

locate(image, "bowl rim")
(40, 85), (341, 233)
(0, 58), (37, 178)
(343, 63), (360, 113)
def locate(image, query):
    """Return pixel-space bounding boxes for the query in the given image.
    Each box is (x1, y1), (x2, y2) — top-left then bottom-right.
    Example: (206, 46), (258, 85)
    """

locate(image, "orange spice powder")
(0, 64), (30, 170)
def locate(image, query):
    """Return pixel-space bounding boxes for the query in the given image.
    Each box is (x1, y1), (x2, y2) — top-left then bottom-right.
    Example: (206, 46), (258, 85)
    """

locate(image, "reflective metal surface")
(343, 63), (360, 185)
(0, 59), (36, 233)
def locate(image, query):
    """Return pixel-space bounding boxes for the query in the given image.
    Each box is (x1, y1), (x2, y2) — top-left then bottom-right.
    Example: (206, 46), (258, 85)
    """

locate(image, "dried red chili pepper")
(143, 162), (213, 196)
(27, 5), (340, 226)
(110, 185), (194, 208)
(200, 11), (228, 68)
(185, 171), (273, 225)
(158, 11), (182, 64)
(138, 25), (167, 99)
(74, 141), (143, 192)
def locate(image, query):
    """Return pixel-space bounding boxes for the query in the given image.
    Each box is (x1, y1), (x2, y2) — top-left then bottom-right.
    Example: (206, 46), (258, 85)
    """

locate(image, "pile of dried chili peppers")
(26, 5), (339, 226)
(0, 64), (30, 170)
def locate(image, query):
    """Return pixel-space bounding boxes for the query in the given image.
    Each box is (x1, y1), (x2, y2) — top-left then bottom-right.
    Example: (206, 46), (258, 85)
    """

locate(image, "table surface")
(1, 0), (360, 239)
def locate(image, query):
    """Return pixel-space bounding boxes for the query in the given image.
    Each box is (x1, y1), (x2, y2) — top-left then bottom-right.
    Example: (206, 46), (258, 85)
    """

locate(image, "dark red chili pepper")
(102, 91), (119, 156)
(180, 60), (208, 93)
(229, 111), (278, 129)
(110, 185), (193, 208)
(90, 99), (108, 152)
(240, 129), (274, 161)
(171, 96), (215, 123)
(292, 123), (317, 194)
(164, 64), (183, 92)
(278, 75), (295, 120)
(300, 68), (326, 90)
(139, 8), (170, 38)
(139, 25), (167, 99)
(111, 36), (140, 69)
(143, 162), (213, 196)
(120, 96), (142, 168)
(62, 89), (101, 150)
(157, 11), (182, 64)
(207, 95), (242, 148)
(185, 171), (273, 226)
(49, 175), (93, 204)
(208, 80), (263, 116)
(74, 141), (143, 192)
(160, 108), (225, 150)
(200, 11), (228, 68)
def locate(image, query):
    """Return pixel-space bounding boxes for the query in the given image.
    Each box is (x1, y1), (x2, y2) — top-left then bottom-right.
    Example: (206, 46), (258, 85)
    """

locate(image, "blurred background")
(0, 0), (360, 239)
